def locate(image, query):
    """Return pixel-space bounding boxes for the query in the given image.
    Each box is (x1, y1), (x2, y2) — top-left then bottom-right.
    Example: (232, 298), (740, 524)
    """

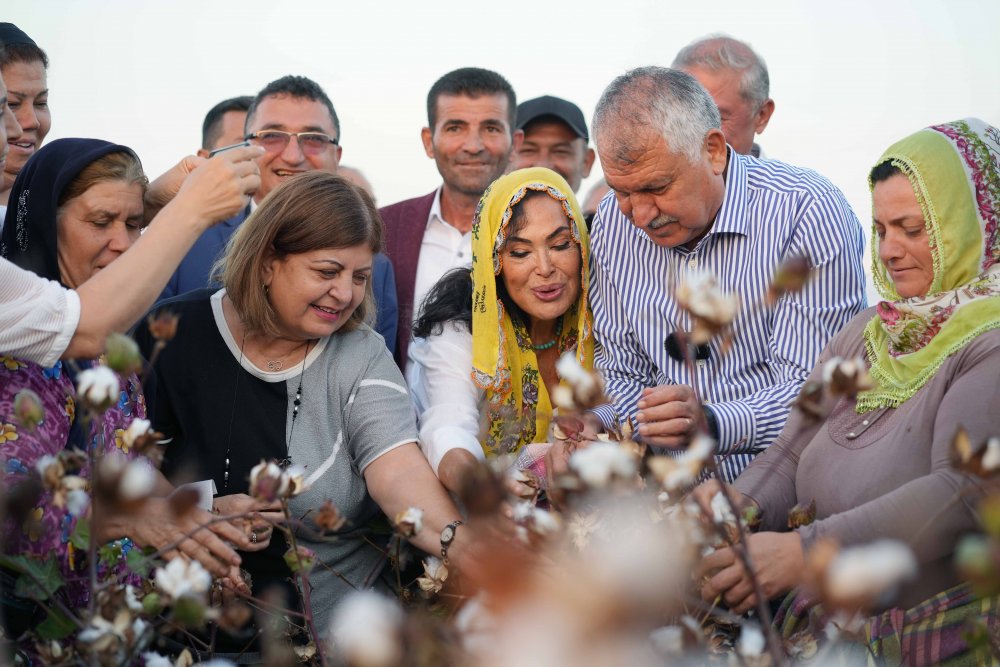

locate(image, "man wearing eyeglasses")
(159, 75), (398, 352)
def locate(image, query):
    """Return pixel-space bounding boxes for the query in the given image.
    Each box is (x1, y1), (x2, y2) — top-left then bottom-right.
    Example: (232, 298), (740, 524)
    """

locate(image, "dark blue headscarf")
(0, 138), (140, 285)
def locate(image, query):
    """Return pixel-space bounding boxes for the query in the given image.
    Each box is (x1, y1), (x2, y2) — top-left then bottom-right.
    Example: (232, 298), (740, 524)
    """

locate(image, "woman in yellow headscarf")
(694, 118), (1000, 664)
(407, 168), (593, 495)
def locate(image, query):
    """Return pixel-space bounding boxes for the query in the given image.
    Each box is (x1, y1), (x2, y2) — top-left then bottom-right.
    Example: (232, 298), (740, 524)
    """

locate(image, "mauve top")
(734, 306), (998, 608)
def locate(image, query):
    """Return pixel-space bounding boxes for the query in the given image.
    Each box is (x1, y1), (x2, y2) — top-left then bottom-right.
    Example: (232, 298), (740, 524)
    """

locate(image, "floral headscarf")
(470, 168), (593, 454)
(857, 119), (1000, 412)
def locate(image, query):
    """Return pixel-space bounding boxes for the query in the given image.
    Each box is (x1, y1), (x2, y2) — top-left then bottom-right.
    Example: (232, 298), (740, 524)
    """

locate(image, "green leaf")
(70, 518), (90, 550)
(37, 609), (76, 640)
(98, 542), (123, 568)
(126, 547), (153, 577)
(0, 555), (64, 601)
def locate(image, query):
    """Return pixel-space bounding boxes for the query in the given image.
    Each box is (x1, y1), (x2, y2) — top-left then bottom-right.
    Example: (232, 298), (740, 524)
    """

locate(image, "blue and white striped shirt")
(590, 150), (866, 482)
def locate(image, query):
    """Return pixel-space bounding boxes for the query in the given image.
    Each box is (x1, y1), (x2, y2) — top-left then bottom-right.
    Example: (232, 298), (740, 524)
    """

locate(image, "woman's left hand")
(695, 531), (804, 615)
(213, 494), (283, 551)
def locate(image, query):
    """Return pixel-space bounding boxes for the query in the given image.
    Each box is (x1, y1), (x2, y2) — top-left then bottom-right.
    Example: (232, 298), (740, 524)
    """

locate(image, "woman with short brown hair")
(137, 171), (470, 653)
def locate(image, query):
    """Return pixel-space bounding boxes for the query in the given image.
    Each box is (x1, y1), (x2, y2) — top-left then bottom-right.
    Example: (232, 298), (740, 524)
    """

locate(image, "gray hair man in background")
(672, 35), (774, 157)
(587, 66), (864, 481)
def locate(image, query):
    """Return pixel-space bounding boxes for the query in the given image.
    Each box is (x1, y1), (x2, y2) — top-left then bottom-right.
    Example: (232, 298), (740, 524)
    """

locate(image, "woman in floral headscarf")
(408, 167), (593, 496)
(695, 119), (1000, 664)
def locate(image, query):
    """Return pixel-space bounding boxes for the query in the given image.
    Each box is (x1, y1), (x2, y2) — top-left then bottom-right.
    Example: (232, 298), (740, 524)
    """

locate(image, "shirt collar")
(707, 147), (750, 238)
(426, 186), (446, 229)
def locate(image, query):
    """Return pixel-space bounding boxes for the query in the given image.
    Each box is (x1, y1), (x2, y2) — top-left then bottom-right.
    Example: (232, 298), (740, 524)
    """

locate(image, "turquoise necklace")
(531, 319), (563, 351)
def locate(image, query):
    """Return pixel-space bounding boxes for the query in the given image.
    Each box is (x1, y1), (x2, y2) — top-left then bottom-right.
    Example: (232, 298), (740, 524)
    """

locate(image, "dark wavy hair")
(414, 190), (560, 339)
(413, 267), (473, 338)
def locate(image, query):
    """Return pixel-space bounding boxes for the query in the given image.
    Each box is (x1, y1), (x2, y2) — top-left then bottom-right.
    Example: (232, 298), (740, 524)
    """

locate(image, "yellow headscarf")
(470, 168), (593, 455)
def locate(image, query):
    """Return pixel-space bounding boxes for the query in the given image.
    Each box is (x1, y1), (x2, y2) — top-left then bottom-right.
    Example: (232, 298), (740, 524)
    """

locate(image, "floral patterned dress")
(0, 355), (145, 609)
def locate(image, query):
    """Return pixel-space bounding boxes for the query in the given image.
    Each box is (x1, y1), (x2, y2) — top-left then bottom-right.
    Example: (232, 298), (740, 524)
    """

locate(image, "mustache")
(648, 215), (678, 230)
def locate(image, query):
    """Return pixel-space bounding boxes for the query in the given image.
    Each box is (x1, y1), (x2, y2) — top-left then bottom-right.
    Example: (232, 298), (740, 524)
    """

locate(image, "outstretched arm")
(65, 147), (261, 358)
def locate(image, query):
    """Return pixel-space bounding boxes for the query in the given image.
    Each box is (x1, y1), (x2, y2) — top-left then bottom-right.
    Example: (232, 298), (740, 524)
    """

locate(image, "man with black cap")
(512, 95), (595, 192)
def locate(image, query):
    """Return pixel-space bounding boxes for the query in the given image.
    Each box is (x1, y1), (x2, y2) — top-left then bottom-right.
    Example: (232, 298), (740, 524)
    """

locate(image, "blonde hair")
(217, 172), (383, 337)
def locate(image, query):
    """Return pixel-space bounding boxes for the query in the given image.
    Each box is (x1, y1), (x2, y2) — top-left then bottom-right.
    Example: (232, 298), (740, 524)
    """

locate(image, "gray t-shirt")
(199, 289), (417, 634)
(284, 324), (416, 633)
(141, 289), (419, 652)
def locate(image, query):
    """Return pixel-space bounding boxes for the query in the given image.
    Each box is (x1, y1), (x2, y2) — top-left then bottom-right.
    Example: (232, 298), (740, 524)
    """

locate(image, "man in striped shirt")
(588, 67), (865, 482)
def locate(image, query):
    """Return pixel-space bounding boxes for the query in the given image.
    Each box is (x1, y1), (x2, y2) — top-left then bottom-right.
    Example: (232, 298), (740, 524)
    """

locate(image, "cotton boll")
(76, 365), (120, 412)
(154, 558), (212, 601)
(328, 591), (403, 667)
(569, 442), (638, 488)
(825, 540), (917, 608)
(738, 623), (765, 657)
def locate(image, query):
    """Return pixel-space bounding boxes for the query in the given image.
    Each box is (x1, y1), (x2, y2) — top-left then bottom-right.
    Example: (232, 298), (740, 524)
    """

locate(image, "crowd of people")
(1, 20), (998, 665)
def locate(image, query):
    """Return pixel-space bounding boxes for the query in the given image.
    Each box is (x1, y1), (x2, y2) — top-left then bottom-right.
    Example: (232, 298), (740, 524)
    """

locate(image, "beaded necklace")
(221, 334), (311, 492)
(530, 319), (563, 351)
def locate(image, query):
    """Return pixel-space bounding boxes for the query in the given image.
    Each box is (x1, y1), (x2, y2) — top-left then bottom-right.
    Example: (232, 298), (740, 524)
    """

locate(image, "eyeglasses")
(245, 130), (339, 155)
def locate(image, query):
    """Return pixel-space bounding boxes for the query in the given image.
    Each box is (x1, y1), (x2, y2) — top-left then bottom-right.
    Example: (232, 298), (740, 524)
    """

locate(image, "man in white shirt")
(672, 35), (775, 158)
(380, 68), (522, 368)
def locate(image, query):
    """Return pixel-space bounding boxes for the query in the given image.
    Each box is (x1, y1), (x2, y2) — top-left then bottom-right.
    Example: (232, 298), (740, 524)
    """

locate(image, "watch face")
(441, 526), (456, 543)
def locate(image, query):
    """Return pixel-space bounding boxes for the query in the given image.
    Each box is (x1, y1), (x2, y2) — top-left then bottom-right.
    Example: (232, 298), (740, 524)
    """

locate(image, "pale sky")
(9, 0), (1000, 298)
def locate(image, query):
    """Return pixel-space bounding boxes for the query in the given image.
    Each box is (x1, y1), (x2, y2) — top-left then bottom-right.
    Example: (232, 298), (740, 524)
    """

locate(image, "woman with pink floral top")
(0, 139), (252, 644)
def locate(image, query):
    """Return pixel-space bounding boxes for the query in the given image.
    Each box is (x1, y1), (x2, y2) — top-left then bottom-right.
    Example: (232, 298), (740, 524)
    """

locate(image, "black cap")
(0, 23), (37, 48)
(516, 95), (588, 142)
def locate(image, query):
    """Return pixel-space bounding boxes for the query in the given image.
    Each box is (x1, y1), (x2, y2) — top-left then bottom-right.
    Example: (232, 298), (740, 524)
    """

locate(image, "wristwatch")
(440, 519), (463, 565)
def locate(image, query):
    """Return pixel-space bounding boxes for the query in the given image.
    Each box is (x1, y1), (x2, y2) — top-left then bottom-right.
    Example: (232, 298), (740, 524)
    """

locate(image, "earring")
(263, 284), (270, 295)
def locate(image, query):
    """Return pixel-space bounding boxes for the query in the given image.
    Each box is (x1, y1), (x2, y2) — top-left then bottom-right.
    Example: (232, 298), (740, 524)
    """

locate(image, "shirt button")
(688, 257), (697, 268)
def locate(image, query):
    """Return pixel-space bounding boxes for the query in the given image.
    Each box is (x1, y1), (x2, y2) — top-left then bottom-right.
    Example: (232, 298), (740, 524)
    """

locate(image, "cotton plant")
(674, 269), (741, 345)
(0, 334), (355, 665)
(948, 428), (1000, 653)
(328, 590), (405, 667)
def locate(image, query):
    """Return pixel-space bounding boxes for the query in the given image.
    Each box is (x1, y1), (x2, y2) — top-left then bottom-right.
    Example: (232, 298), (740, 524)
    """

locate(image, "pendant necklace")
(277, 339), (312, 469)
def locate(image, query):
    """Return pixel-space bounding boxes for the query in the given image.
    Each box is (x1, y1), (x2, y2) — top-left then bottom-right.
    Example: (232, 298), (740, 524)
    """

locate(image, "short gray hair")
(592, 66), (721, 164)
(672, 34), (770, 110)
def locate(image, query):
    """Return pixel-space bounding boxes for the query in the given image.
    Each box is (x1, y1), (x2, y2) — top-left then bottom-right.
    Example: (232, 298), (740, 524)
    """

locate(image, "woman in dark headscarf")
(0, 139), (250, 639)
(0, 139), (151, 629)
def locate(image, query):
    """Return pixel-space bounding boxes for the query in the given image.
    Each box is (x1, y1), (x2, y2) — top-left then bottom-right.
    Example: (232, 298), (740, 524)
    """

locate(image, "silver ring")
(250, 531), (258, 544)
